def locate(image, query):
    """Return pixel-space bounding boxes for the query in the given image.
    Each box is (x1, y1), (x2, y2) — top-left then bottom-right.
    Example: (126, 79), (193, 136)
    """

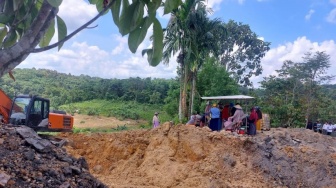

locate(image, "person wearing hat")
(153, 112), (160, 128)
(228, 104), (245, 131)
(209, 103), (220, 131)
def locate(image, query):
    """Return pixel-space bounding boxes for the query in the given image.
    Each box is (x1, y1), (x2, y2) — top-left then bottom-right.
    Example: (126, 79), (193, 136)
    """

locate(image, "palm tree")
(186, 10), (224, 115)
(163, 0), (223, 121)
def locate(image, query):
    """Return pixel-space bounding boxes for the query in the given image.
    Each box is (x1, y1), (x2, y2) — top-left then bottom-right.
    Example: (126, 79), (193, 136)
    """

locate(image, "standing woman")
(209, 103), (220, 131)
(204, 101), (211, 126)
(255, 106), (263, 132)
(153, 112), (160, 128)
(248, 107), (258, 136)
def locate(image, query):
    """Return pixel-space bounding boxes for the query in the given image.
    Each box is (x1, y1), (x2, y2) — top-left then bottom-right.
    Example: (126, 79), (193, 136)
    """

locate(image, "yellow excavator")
(0, 89), (73, 132)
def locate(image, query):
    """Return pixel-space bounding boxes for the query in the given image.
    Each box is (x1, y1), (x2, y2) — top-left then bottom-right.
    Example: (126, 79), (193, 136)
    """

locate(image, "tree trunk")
(305, 78), (314, 128)
(190, 71), (196, 116)
(181, 63), (189, 120)
(178, 70), (183, 122)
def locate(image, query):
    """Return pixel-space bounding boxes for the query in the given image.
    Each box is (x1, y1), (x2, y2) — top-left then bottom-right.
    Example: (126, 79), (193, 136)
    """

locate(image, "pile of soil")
(0, 124), (107, 188)
(60, 123), (336, 188)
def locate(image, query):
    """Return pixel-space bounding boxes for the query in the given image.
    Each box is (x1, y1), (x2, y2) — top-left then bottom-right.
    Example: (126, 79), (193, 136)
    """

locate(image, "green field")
(60, 99), (174, 126)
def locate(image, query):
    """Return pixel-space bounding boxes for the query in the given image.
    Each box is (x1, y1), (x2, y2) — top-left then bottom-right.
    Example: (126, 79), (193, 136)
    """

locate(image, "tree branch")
(0, 1), (55, 69)
(31, 1), (115, 53)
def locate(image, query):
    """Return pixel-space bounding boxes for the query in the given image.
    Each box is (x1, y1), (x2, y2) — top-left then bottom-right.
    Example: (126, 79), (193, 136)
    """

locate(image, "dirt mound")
(59, 123), (336, 188)
(0, 124), (107, 188)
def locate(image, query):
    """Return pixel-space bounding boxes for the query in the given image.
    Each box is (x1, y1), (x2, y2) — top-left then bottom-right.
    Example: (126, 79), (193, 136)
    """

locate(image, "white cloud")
(20, 39), (178, 80)
(111, 35), (127, 55)
(237, 0), (245, 4)
(330, 0), (336, 5)
(205, 0), (224, 11)
(251, 37), (336, 87)
(305, 9), (315, 21)
(326, 8), (336, 23)
(58, 1), (98, 31)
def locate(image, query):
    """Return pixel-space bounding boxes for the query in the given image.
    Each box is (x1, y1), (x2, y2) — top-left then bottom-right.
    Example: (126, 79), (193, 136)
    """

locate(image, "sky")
(19, 0), (336, 87)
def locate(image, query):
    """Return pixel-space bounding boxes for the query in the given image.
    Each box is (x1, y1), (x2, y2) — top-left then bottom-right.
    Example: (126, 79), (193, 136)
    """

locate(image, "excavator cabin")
(1, 89), (73, 132)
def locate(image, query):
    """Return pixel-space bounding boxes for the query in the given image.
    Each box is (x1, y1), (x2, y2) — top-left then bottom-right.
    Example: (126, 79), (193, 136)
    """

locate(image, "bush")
(87, 109), (99, 116)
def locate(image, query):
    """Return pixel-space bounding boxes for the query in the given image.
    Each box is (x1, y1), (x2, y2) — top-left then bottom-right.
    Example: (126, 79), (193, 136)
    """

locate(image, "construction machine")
(0, 89), (73, 132)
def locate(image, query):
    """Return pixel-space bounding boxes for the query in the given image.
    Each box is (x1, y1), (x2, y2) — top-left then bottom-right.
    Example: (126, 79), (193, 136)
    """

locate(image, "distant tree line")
(0, 68), (174, 109)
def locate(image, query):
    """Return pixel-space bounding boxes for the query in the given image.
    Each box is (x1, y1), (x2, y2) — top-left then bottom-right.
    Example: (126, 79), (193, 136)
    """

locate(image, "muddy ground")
(59, 123), (336, 188)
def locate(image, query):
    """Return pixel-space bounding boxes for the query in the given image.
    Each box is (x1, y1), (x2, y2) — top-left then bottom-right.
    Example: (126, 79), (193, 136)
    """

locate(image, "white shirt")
(322, 123), (328, 130)
(327, 124), (334, 132)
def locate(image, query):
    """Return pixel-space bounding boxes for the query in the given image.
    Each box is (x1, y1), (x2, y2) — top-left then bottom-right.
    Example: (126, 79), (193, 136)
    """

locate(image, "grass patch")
(37, 132), (59, 136)
(60, 100), (174, 125)
(72, 125), (130, 133)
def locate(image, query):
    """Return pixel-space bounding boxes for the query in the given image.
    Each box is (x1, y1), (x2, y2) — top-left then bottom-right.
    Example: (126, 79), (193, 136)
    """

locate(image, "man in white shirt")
(327, 123), (335, 136)
(322, 122), (329, 135)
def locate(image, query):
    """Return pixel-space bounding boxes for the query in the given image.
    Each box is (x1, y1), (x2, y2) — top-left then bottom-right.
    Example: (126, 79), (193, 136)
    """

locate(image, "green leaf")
(111, 0), (121, 26)
(128, 17), (152, 53)
(2, 30), (17, 48)
(0, 14), (14, 24)
(0, 26), (8, 45)
(39, 18), (55, 48)
(150, 18), (163, 66)
(118, 0), (130, 35)
(148, 0), (162, 10)
(119, 0), (145, 36)
(130, 1), (144, 32)
(56, 15), (67, 51)
(147, 0), (162, 18)
(47, 0), (63, 7)
(163, 0), (181, 15)
(13, 0), (22, 11)
(95, 0), (104, 13)
(88, 0), (98, 4)
(142, 48), (151, 57)
(144, 49), (153, 63)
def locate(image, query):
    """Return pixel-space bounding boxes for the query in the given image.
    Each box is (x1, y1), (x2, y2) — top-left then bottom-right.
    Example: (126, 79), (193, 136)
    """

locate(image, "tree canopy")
(0, 0), (183, 77)
(259, 51), (335, 127)
(219, 20), (270, 86)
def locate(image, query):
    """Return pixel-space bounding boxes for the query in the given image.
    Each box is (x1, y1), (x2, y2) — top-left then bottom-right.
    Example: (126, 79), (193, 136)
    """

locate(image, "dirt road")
(73, 114), (147, 128)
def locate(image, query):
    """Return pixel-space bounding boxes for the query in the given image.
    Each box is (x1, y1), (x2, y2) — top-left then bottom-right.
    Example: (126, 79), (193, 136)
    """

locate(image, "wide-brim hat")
(154, 112), (159, 115)
(234, 105), (242, 109)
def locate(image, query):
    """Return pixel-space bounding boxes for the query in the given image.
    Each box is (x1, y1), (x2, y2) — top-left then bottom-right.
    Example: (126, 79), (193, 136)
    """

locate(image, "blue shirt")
(210, 107), (220, 118)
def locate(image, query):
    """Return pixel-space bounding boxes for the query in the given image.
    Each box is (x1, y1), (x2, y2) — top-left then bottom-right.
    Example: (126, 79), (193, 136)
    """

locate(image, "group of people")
(185, 101), (263, 136)
(152, 101), (266, 137)
(307, 120), (336, 136)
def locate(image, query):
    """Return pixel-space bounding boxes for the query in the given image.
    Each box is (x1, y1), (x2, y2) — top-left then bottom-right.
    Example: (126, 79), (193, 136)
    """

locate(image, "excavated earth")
(0, 124), (107, 188)
(1, 122), (335, 188)
(59, 123), (336, 188)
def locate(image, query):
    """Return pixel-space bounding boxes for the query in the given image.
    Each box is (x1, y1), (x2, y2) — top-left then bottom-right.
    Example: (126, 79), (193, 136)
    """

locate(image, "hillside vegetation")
(2, 67), (336, 128)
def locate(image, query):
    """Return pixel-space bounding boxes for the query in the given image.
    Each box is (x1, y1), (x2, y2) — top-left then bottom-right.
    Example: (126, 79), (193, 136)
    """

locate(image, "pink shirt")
(153, 115), (160, 128)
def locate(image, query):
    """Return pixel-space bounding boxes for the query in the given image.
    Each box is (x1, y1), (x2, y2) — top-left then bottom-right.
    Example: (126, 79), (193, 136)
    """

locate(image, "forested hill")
(0, 68), (176, 108)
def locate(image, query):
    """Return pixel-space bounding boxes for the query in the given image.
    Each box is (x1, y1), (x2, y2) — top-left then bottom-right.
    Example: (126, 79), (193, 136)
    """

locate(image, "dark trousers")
(249, 123), (256, 135)
(210, 118), (220, 131)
